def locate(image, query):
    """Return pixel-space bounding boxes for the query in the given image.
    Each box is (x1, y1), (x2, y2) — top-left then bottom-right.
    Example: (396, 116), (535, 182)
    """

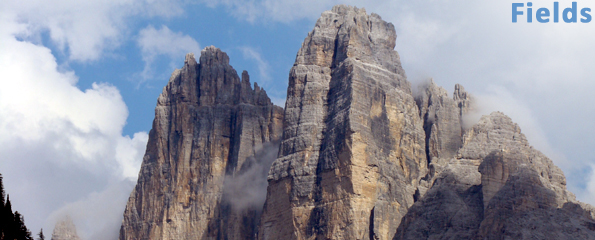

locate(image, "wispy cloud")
(136, 25), (201, 85)
(239, 46), (271, 83)
(1, 0), (186, 61)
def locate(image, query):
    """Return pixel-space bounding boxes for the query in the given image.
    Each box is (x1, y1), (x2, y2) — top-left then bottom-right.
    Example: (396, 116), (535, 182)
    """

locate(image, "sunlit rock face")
(119, 4), (595, 240)
(260, 5), (428, 240)
(119, 46), (283, 240)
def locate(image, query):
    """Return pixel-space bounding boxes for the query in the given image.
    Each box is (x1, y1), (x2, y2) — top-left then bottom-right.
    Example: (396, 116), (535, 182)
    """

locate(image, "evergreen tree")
(0, 173), (33, 240)
(4, 194), (15, 237)
(5, 194), (14, 226)
(0, 173), (5, 208)
(0, 174), (4, 240)
(37, 229), (44, 240)
(14, 212), (33, 240)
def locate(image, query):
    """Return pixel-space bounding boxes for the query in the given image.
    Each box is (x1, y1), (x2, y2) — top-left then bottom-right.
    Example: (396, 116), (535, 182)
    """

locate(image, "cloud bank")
(0, 1), (159, 238)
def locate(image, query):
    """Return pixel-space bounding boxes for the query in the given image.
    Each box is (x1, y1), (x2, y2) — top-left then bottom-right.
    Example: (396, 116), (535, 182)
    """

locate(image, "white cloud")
(137, 25), (201, 83)
(1, 1), (595, 238)
(2, 0), (185, 61)
(0, 15), (147, 239)
(239, 46), (271, 83)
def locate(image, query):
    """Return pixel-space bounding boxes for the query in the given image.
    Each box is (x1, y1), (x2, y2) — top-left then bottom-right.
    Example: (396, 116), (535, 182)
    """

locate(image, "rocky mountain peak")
(415, 79), (466, 162)
(458, 111), (528, 160)
(199, 45), (230, 66)
(120, 4), (595, 240)
(51, 216), (81, 240)
(120, 46), (283, 240)
(396, 110), (594, 239)
(295, 4), (409, 93)
(184, 52), (197, 65)
(261, 5), (425, 240)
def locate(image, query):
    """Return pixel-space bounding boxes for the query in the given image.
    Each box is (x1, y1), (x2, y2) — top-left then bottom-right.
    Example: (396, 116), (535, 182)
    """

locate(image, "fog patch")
(223, 141), (280, 211)
(47, 179), (135, 240)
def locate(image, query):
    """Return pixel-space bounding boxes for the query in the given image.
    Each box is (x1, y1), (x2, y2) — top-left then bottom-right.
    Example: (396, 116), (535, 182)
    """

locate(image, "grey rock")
(119, 46), (283, 240)
(51, 216), (81, 240)
(453, 83), (473, 116)
(416, 79), (464, 163)
(119, 5), (595, 240)
(477, 151), (595, 240)
(394, 112), (595, 240)
(260, 5), (426, 240)
(413, 80), (474, 200)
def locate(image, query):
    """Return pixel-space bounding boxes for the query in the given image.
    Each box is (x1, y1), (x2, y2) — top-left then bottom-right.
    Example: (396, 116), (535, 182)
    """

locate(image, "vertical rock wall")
(119, 47), (283, 240)
(118, 5), (595, 240)
(260, 5), (427, 240)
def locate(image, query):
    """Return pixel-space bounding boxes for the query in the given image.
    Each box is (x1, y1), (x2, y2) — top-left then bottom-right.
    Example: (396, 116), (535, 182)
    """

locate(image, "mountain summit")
(120, 5), (595, 240)
(119, 46), (283, 240)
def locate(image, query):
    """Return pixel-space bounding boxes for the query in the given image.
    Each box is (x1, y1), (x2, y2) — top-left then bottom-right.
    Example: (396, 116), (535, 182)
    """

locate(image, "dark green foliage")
(0, 174), (4, 208)
(37, 229), (44, 240)
(0, 173), (33, 240)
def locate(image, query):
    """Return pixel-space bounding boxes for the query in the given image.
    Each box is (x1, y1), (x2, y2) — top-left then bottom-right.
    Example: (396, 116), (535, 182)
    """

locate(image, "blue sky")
(2, 0), (595, 239)
(60, 6), (312, 136)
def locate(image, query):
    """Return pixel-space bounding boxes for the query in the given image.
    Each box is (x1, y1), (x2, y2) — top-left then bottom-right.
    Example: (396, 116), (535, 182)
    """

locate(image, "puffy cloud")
(137, 25), (201, 82)
(0, 0), (196, 237)
(0, 13), (148, 239)
(2, 0), (185, 61)
(2, 2), (595, 240)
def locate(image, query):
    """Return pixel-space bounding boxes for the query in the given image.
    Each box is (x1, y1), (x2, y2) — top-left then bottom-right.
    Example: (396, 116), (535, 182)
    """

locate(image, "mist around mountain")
(117, 4), (595, 240)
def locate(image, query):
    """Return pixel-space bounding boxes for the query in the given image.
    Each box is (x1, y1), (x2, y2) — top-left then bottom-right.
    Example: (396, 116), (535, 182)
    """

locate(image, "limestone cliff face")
(119, 4), (595, 240)
(119, 46), (283, 240)
(260, 5), (427, 240)
(259, 5), (594, 240)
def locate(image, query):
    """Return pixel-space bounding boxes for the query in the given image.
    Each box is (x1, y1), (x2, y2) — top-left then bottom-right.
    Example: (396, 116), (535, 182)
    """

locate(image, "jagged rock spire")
(261, 5), (426, 240)
(119, 46), (283, 240)
(51, 216), (81, 240)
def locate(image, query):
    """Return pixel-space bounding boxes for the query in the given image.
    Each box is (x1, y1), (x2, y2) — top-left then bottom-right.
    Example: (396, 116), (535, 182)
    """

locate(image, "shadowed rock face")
(119, 46), (283, 240)
(394, 112), (595, 240)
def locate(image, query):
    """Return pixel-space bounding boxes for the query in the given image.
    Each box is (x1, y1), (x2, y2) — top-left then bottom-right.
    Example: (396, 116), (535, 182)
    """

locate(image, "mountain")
(119, 47), (283, 239)
(120, 5), (595, 240)
(51, 216), (81, 240)
(260, 5), (426, 239)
